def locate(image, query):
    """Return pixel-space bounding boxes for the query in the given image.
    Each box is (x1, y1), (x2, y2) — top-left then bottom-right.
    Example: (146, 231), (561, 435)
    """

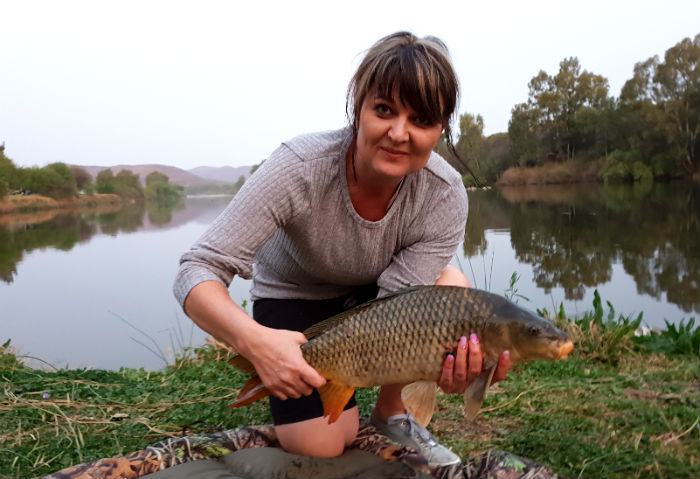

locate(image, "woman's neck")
(345, 143), (404, 221)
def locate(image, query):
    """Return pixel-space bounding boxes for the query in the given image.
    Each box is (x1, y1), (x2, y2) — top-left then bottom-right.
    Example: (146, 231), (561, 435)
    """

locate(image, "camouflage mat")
(43, 419), (560, 479)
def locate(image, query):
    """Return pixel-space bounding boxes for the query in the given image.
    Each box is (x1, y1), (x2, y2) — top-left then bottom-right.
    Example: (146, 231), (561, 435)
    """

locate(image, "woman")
(173, 31), (509, 467)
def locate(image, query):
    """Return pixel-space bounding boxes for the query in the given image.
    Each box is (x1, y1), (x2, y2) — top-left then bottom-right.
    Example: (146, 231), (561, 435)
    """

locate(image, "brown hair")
(346, 31), (459, 143)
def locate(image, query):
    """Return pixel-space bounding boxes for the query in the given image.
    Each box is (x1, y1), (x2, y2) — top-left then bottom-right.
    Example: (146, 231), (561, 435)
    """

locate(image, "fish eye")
(529, 326), (540, 335)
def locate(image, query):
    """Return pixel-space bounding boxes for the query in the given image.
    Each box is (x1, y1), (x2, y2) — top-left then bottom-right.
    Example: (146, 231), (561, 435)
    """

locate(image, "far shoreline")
(0, 194), (126, 225)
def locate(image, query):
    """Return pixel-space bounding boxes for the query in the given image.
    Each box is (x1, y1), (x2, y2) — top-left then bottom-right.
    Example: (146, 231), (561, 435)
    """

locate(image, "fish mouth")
(556, 340), (574, 359)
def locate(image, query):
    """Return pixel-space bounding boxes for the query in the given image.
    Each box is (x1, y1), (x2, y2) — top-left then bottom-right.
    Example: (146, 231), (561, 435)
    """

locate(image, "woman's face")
(354, 91), (443, 181)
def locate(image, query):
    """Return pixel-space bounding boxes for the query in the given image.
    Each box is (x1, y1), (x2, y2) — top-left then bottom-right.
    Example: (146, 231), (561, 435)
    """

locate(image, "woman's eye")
(414, 116), (432, 127)
(374, 104), (392, 115)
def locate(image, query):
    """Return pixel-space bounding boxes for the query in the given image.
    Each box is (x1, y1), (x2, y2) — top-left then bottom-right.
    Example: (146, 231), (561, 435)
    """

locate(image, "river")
(0, 181), (697, 370)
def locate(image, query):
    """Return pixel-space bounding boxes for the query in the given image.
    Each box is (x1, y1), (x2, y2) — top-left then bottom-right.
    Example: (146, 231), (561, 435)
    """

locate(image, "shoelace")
(399, 418), (437, 447)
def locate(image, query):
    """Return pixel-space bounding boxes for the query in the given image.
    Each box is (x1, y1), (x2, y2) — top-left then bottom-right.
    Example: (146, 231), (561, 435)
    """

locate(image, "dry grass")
(496, 160), (601, 186)
(0, 194), (122, 216)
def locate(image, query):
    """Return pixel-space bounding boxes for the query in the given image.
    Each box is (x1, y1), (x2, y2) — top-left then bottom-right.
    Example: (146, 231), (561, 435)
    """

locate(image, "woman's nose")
(387, 117), (409, 143)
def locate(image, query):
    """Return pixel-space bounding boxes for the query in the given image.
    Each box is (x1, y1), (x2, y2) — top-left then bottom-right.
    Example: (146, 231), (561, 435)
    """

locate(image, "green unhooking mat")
(41, 419), (561, 479)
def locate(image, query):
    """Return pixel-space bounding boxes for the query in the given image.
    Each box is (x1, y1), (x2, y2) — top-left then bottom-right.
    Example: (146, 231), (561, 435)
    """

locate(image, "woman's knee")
(436, 264), (470, 287)
(275, 407), (358, 457)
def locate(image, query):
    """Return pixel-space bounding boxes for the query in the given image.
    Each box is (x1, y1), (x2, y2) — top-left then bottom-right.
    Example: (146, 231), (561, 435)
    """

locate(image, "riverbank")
(495, 160), (602, 186)
(0, 193), (123, 215)
(1, 312), (698, 479)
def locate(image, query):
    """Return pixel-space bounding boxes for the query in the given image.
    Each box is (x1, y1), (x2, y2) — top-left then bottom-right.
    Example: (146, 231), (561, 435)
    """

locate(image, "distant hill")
(72, 164), (211, 187)
(188, 165), (253, 183)
(72, 164), (255, 187)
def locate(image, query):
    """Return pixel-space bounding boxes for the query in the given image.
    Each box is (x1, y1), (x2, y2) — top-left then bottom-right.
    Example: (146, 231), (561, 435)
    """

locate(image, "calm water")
(1, 182), (698, 370)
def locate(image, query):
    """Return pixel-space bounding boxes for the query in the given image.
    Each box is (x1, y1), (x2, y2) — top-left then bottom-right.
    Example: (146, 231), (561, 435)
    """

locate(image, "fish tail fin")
(228, 376), (270, 408)
(401, 381), (438, 427)
(463, 361), (498, 420)
(317, 381), (355, 424)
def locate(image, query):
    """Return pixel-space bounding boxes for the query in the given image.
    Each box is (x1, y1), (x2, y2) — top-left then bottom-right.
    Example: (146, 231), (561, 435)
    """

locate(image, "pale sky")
(1, 0), (698, 170)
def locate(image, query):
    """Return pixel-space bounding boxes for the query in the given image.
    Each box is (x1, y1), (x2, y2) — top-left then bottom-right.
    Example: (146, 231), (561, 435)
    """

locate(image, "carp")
(228, 285), (574, 426)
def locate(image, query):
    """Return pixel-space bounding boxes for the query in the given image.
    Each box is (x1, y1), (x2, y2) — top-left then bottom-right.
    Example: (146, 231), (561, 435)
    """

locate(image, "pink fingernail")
(446, 354), (454, 363)
(469, 333), (478, 344)
(459, 336), (467, 348)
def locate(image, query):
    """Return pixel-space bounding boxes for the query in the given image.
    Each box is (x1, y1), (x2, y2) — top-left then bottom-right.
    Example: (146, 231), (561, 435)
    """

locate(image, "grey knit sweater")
(173, 128), (468, 307)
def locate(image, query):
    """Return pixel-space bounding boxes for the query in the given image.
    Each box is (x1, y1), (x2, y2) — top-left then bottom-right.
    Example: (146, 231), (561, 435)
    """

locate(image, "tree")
(145, 171), (183, 205)
(510, 57), (611, 163)
(18, 163), (77, 199)
(653, 34), (700, 174)
(96, 169), (116, 193)
(43, 163), (77, 198)
(0, 146), (19, 198)
(69, 165), (93, 191)
(456, 113), (484, 161)
(508, 103), (540, 166)
(618, 34), (700, 176)
(145, 171), (169, 188)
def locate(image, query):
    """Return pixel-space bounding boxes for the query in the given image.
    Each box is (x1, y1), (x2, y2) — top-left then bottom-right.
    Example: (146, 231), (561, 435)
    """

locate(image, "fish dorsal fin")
(463, 360), (498, 420)
(302, 286), (429, 340)
(401, 381), (438, 427)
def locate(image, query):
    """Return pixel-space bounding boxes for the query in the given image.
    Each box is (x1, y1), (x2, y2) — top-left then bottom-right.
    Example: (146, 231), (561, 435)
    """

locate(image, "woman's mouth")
(380, 147), (408, 159)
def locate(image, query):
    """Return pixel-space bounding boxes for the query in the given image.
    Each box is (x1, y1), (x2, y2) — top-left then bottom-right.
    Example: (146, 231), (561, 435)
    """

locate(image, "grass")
(1, 303), (698, 479)
(431, 354), (698, 478)
(0, 194), (122, 215)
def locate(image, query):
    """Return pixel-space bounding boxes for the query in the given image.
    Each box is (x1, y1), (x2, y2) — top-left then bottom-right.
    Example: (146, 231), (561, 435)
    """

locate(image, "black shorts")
(252, 284), (378, 425)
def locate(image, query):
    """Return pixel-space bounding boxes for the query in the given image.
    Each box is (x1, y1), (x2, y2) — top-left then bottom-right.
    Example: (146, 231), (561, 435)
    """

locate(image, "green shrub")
(541, 290), (642, 363)
(631, 161), (653, 182)
(633, 318), (700, 356)
(599, 149), (644, 183)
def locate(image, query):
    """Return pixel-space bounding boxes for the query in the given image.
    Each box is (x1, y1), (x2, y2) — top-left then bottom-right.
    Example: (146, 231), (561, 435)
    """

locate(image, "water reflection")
(463, 181), (699, 313)
(0, 196), (229, 284)
(1, 185), (698, 315)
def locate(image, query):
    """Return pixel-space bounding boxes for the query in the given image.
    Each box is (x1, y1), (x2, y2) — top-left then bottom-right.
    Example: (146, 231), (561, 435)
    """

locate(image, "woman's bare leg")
(275, 406), (359, 457)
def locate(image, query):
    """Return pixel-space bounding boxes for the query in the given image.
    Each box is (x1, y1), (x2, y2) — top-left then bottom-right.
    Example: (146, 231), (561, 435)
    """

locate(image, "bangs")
(371, 48), (448, 125)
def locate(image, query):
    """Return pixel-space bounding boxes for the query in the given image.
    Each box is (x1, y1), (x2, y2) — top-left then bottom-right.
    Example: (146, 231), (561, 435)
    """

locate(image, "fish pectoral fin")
(228, 354), (257, 375)
(318, 381), (355, 425)
(229, 376), (270, 408)
(401, 381), (438, 428)
(463, 360), (498, 420)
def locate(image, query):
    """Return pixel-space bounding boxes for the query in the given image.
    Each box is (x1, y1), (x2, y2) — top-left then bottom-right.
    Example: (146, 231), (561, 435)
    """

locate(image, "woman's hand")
(437, 333), (510, 394)
(242, 325), (326, 401)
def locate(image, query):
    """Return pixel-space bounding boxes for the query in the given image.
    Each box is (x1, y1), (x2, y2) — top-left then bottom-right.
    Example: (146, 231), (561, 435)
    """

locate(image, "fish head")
(484, 298), (574, 363)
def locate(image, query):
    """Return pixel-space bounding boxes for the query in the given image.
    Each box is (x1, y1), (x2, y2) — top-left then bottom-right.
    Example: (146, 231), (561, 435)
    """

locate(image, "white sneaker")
(370, 413), (461, 468)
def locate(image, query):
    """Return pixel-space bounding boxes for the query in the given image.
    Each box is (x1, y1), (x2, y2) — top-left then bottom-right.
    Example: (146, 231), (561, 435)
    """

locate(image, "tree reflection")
(0, 200), (184, 283)
(464, 182), (699, 312)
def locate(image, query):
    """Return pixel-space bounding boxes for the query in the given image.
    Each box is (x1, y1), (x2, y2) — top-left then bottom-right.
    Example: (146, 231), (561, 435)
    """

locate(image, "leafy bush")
(0, 339), (24, 370)
(633, 318), (700, 356)
(20, 163), (77, 199)
(144, 171), (184, 206)
(599, 149), (644, 183)
(96, 169), (144, 198)
(631, 160), (653, 182)
(541, 290), (642, 363)
(649, 152), (679, 177)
